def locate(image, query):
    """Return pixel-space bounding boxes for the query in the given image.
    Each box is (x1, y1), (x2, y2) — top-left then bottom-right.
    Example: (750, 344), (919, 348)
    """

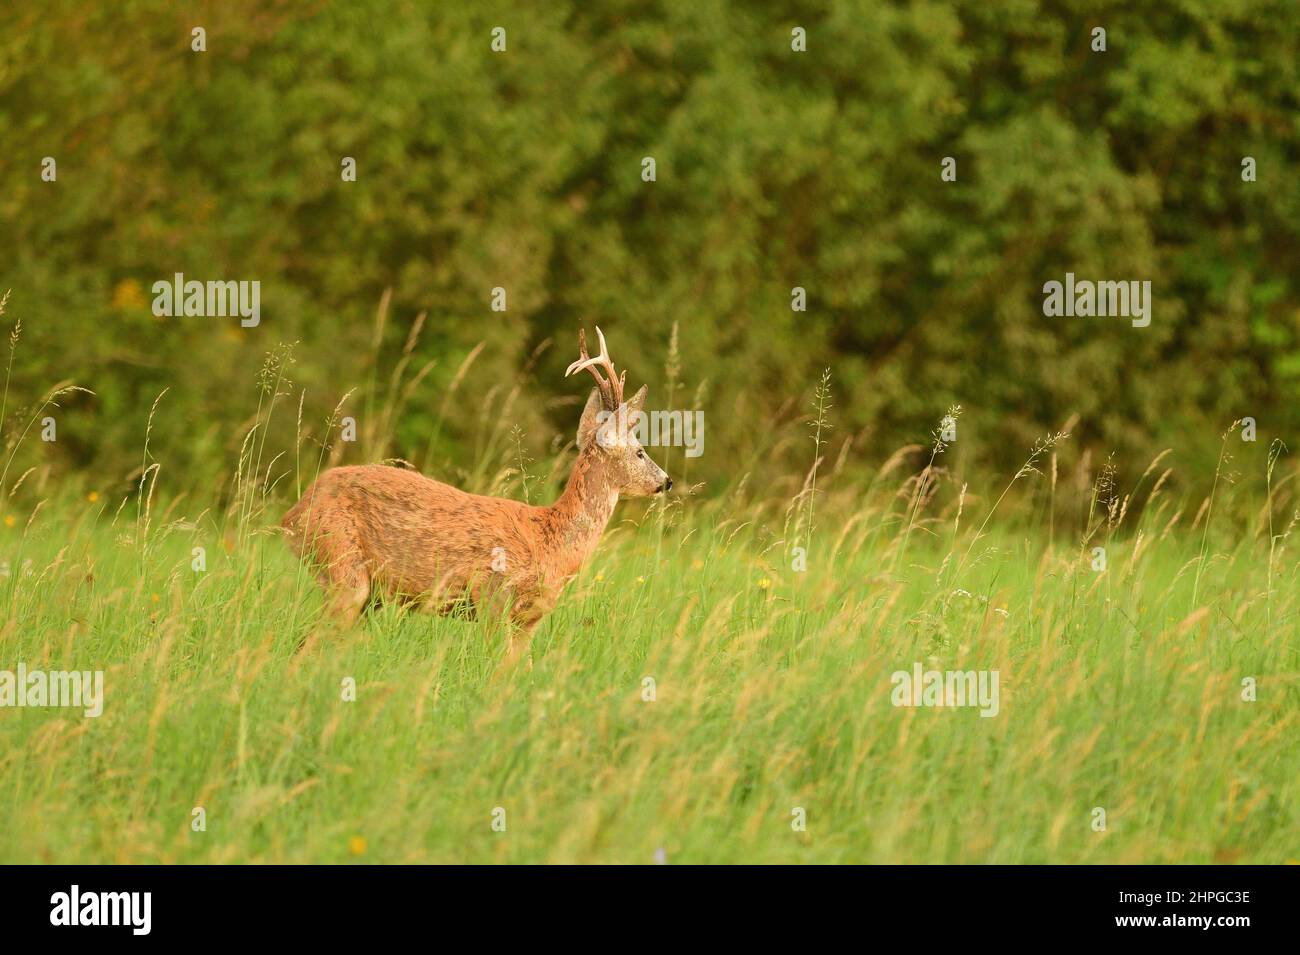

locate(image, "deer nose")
(662, 478), (673, 492)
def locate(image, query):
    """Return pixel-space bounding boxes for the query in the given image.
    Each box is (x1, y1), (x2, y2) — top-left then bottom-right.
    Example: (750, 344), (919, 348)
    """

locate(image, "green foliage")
(1, 0), (1297, 496)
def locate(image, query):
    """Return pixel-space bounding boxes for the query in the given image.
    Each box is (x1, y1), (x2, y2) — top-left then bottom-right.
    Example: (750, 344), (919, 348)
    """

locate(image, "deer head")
(566, 326), (671, 497)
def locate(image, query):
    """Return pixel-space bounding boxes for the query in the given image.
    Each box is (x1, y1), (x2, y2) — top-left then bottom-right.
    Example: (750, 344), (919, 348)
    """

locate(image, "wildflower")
(757, 578), (771, 590)
(87, 491), (99, 502)
(110, 278), (146, 311)
(348, 835), (367, 856)
(3, 516), (13, 528)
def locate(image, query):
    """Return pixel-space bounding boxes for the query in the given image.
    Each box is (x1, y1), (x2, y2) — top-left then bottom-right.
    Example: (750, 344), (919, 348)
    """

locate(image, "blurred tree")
(0, 0), (1296, 498)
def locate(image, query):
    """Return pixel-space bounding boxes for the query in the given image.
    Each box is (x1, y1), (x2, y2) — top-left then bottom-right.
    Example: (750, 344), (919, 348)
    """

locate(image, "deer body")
(282, 328), (669, 632)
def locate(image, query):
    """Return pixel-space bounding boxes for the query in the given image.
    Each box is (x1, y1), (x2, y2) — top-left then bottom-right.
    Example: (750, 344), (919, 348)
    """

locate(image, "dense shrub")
(1, 0), (1296, 497)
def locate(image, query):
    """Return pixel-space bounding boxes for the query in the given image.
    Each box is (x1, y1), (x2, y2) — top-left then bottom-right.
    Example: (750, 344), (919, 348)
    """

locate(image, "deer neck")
(546, 448), (619, 560)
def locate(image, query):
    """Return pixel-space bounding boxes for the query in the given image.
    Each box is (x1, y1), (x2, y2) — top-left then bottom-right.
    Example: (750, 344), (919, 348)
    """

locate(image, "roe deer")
(281, 327), (671, 635)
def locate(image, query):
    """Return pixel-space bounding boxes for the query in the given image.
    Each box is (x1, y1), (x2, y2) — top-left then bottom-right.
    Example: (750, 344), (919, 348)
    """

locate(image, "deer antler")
(565, 326), (625, 409)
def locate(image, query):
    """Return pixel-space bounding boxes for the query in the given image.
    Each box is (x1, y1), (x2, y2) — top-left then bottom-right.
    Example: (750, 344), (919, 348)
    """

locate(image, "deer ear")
(626, 384), (648, 415)
(577, 388), (602, 450)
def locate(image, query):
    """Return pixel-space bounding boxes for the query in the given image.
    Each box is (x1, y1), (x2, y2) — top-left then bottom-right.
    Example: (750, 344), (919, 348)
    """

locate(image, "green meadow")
(1, 384), (1295, 864)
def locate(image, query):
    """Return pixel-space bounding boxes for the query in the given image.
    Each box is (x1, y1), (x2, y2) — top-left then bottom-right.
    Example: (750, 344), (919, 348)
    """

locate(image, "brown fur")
(282, 374), (669, 636)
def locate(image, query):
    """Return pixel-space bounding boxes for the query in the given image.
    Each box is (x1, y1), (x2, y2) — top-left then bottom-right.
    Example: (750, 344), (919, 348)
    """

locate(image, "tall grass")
(0, 324), (1296, 863)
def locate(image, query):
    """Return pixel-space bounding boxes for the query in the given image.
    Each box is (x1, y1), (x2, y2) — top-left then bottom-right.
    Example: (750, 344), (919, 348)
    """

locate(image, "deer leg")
(303, 522), (371, 626)
(325, 570), (371, 625)
(501, 597), (553, 669)
(294, 558), (369, 655)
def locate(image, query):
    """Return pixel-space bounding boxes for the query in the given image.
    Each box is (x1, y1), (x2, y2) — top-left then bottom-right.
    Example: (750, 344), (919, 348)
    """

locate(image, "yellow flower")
(150, 593), (160, 604)
(111, 278), (147, 311)
(757, 578), (771, 590)
(87, 491), (99, 502)
(594, 572), (604, 582)
(349, 835), (368, 856)
(3, 516), (13, 528)
(636, 576), (646, 584)
(691, 559), (704, 571)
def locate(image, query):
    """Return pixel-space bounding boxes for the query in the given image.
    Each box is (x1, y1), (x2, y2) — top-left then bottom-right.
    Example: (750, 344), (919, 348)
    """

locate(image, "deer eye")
(635, 449), (645, 460)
